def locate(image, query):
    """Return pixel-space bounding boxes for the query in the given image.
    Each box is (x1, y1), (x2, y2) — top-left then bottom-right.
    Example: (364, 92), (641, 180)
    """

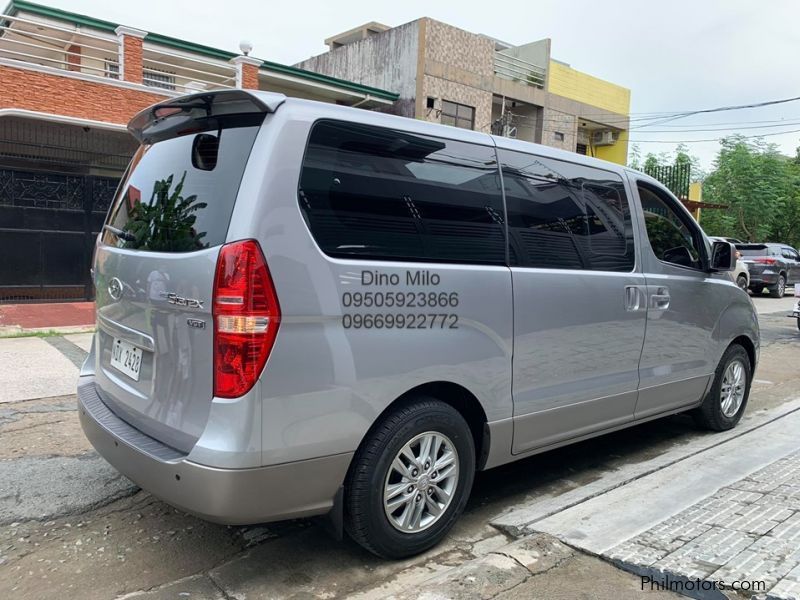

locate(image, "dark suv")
(737, 243), (800, 297)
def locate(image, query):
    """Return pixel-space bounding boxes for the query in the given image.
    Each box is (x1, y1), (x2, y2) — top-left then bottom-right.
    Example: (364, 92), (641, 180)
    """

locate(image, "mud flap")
(319, 486), (344, 541)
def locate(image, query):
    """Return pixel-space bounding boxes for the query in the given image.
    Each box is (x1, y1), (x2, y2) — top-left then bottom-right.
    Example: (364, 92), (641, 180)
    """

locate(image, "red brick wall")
(121, 35), (143, 84)
(66, 44), (81, 72)
(241, 63), (259, 89)
(0, 63), (167, 125)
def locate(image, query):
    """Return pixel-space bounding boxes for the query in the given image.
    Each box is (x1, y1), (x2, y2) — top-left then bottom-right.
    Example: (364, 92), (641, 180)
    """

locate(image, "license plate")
(110, 337), (143, 381)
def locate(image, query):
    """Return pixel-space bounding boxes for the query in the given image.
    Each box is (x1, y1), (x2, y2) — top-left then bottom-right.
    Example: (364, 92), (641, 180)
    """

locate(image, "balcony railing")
(0, 14), (236, 93)
(141, 45), (236, 93)
(494, 52), (546, 89)
(0, 14), (119, 77)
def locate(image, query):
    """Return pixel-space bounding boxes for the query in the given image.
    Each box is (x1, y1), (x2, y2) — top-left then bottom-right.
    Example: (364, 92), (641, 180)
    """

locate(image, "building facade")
(0, 0), (399, 302)
(296, 18), (631, 165)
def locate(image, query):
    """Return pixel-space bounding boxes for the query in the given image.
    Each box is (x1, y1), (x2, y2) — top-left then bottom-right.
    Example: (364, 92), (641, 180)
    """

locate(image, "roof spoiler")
(127, 89), (286, 144)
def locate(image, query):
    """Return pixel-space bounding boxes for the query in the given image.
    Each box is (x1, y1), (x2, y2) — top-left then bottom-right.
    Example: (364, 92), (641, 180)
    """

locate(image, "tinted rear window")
(737, 245), (769, 257)
(103, 124), (260, 252)
(298, 120), (506, 264)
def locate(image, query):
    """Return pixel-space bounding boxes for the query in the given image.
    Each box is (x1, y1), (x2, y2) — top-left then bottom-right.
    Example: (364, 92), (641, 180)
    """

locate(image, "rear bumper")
(78, 376), (352, 525)
(748, 271), (780, 286)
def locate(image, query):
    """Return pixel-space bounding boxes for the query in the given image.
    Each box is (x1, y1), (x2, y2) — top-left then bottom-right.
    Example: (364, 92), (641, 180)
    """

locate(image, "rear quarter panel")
(227, 104), (514, 466)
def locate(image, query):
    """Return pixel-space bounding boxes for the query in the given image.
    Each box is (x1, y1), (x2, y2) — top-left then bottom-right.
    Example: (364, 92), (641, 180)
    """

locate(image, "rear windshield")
(737, 245), (769, 257)
(103, 124), (260, 252)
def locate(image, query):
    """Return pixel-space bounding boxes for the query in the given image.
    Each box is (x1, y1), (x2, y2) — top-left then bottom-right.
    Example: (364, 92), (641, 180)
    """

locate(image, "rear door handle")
(650, 287), (670, 310)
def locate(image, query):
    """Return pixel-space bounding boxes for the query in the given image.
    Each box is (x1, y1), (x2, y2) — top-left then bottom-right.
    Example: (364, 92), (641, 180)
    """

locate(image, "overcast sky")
(39, 0), (800, 169)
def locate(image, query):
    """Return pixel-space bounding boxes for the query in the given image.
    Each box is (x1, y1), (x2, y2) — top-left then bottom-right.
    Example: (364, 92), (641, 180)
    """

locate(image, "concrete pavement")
(0, 333), (93, 403)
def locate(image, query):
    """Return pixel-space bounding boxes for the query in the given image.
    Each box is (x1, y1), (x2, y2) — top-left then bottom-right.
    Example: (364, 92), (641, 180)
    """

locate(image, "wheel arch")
(351, 381), (490, 473)
(729, 334), (757, 372)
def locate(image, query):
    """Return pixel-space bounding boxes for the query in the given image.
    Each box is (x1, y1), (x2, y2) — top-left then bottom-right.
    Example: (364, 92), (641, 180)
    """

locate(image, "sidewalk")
(464, 400), (800, 600)
(0, 301), (95, 335)
(0, 331), (92, 402)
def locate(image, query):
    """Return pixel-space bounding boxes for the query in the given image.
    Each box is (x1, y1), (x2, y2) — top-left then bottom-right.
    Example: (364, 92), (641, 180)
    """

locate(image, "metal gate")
(644, 163), (691, 200)
(0, 168), (119, 303)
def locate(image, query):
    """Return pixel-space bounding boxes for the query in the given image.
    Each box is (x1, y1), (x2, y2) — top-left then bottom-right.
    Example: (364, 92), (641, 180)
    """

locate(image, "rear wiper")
(103, 224), (136, 242)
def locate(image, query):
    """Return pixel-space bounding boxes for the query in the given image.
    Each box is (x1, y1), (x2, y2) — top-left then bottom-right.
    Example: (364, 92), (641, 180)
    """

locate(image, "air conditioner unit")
(592, 130), (618, 146)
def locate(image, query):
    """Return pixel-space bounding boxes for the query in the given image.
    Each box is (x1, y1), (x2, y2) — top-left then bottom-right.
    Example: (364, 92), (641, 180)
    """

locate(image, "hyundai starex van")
(78, 89), (759, 558)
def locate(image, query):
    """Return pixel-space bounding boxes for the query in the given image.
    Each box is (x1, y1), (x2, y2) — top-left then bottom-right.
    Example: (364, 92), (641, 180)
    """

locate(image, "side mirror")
(710, 240), (736, 272)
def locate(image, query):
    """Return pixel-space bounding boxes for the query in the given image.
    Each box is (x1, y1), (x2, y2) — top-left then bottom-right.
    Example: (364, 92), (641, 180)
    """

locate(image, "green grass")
(0, 328), (94, 339)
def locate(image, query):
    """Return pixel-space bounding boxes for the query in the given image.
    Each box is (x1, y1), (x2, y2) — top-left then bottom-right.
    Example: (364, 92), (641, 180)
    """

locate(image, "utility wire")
(632, 95), (800, 128)
(642, 116), (800, 128)
(629, 128), (800, 144)
(631, 121), (800, 134)
(502, 96), (800, 129)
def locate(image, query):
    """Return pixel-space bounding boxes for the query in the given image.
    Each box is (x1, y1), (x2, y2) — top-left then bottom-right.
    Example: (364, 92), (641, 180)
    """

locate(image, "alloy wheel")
(720, 359), (746, 417)
(383, 431), (459, 533)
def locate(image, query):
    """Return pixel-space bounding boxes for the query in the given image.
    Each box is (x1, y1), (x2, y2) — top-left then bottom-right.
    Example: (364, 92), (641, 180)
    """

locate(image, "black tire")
(344, 398), (475, 559)
(796, 317), (800, 332)
(736, 274), (748, 291)
(769, 274), (786, 298)
(694, 344), (752, 431)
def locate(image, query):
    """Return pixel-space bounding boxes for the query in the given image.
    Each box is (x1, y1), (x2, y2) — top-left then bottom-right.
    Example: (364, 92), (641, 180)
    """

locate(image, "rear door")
(502, 150), (647, 454)
(93, 105), (263, 452)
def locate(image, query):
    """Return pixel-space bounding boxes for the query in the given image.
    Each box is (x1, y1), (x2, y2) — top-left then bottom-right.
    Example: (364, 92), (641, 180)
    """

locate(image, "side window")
(782, 248), (799, 261)
(499, 149), (635, 272)
(441, 101), (475, 130)
(638, 182), (703, 269)
(298, 120), (505, 264)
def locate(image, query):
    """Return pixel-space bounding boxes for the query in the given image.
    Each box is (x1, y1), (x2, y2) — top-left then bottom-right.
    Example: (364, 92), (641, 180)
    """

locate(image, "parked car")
(736, 243), (800, 297)
(709, 236), (749, 290)
(78, 90), (759, 559)
(789, 286), (800, 331)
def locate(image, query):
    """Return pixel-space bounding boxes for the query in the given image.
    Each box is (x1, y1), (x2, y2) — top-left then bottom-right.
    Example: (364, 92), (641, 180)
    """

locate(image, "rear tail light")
(753, 257), (777, 265)
(213, 239), (281, 398)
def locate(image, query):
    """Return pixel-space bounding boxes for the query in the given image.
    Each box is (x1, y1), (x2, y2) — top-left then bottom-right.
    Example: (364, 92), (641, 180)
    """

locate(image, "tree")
(701, 136), (797, 244)
(628, 144), (642, 171)
(628, 135), (800, 246)
(122, 172), (208, 252)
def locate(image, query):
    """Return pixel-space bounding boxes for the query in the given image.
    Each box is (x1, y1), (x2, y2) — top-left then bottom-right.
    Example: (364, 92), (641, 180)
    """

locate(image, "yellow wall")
(594, 130), (629, 165)
(548, 61), (631, 115)
(689, 181), (703, 221)
(548, 61), (631, 165)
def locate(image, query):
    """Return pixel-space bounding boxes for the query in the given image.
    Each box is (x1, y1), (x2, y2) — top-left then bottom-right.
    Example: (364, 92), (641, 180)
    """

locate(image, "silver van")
(78, 89), (759, 558)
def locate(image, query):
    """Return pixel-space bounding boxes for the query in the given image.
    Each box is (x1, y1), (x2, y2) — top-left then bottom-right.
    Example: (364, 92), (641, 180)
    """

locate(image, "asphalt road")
(0, 292), (798, 599)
